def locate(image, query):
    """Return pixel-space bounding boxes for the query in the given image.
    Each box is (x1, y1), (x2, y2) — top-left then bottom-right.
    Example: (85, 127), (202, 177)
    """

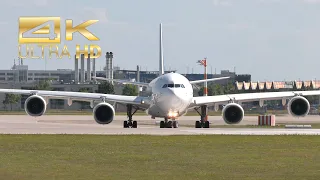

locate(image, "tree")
(2, 97), (9, 110)
(122, 84), (138, 96)
(34, 80), (52, 90)
(211, 84), (224, 95)
(223, 82), (236, 94)
(198, 86), (213, 96)
(198, 82), (237, 96)
(3, 94), (21, 111)
(96, 81), (115, 94)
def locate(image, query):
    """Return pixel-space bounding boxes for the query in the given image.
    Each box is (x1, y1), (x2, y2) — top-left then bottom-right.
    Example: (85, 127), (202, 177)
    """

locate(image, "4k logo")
(19, 17), (99, 43)
(18, 16), (101, 59)
(19, 17), (61, 44)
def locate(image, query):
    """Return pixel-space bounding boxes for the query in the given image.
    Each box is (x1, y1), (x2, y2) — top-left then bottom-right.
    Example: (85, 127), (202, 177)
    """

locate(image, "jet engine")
(222, 103), (244, 124)
(93, 102), (115, 124)
(24, 95), (47, 117)
(287, 96), (310, 117)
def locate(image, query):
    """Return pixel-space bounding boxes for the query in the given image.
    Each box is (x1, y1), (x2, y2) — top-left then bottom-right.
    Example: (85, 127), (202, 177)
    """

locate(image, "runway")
(1, 115), (320, 135)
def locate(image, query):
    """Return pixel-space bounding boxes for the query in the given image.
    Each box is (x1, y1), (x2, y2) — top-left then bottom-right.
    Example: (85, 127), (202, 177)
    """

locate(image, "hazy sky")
(1, 0), (320, 81)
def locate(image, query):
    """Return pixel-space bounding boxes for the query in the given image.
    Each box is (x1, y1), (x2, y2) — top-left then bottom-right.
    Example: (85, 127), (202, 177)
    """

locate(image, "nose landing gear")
(194, 105), (210, 128)
(160, 118), (179, 128)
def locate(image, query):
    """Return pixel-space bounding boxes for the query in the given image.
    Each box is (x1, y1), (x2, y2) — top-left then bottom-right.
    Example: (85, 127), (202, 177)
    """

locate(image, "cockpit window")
(163, 84), (185, 88)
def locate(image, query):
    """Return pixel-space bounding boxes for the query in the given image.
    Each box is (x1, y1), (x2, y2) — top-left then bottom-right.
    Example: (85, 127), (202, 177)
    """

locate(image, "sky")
(1, 0), (320, 81)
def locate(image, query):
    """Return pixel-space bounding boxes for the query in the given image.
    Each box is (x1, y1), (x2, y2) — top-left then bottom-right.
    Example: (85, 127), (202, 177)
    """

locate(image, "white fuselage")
(145, 72), (193, 119)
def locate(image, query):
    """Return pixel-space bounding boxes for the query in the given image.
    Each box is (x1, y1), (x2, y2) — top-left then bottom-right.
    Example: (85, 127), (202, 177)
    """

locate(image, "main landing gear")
(194, 105), (210, 128)
(160, 118), (179, 128)
(123, 104), (138, 128)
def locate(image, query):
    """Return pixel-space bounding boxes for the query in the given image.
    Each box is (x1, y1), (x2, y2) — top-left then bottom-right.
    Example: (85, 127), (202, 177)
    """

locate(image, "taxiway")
(1, 115), (320, 135)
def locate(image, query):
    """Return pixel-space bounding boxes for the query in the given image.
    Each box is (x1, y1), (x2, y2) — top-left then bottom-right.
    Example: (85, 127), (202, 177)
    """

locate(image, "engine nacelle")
(222, 103), (244, 124)
(287, 96), (310, 117)
(24, 95), (47, 117)
(93, 102), (115, 124)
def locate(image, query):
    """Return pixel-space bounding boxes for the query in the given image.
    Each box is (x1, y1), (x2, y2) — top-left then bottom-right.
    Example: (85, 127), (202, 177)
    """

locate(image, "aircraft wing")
(189, 77), (230, 84)
(0, 89), (149, 107)
(190, 90), (320, 107)
(93, 77), (149, 86)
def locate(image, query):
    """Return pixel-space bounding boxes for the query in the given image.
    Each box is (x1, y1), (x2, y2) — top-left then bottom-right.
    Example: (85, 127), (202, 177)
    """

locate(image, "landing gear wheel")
(123, 120), (137, 128)
(204, 121), (210, 128)
(160, 121), (165, 128)
(124, 121), (128, 128)
(194, 105), (209, 128)
(172, 121), (179, 128)
(195, 121), (201, 128)
(167, 121), (173, 128)
(132, 121), (138, 128)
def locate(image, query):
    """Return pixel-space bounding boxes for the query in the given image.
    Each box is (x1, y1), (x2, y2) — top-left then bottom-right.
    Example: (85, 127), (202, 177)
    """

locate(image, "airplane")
(1, 23), (320, 128)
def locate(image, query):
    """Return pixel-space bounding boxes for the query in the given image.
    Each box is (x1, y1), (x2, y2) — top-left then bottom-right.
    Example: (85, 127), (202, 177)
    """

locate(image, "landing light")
(168, 111), (178, 117)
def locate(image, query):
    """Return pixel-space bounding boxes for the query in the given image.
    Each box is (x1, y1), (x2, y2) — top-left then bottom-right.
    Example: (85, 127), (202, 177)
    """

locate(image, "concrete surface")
(0, 115), (320, 135)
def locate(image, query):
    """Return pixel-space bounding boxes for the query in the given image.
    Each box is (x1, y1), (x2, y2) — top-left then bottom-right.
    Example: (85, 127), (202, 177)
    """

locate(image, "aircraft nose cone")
(168, 88), (185, 99)
(167, 88), (180, 98)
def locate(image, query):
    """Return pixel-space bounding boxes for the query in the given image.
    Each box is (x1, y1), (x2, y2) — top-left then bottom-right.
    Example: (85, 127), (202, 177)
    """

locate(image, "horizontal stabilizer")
(189, 77), (230, 84)
(92, 77), (149, 86)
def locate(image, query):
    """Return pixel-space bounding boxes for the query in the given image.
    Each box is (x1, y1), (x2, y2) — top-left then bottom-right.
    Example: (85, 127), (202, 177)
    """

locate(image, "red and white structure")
(197, 58), (208, 121)
(258, 115), (276, 126)
(197, 58), (208, 96)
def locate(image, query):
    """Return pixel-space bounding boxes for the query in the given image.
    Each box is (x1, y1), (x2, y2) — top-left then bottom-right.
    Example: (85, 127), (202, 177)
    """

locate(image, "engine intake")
(25, 95), (47, 116)
(93, 102), (115, 124)
(287, 96), (310, 117)
(222, 103), (244, 124)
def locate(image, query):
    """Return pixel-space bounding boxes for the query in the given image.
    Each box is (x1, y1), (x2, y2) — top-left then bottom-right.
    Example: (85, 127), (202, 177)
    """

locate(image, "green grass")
(1, 135), (320, 180)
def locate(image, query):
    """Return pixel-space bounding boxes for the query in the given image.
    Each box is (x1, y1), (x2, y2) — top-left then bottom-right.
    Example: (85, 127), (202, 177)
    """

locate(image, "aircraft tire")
(132, 121), (138, 128)
(195, 121), (201, 128)
(123, 121), (129, 128)
(204, 121), (210, 128)
(160, 121), (165, 128)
